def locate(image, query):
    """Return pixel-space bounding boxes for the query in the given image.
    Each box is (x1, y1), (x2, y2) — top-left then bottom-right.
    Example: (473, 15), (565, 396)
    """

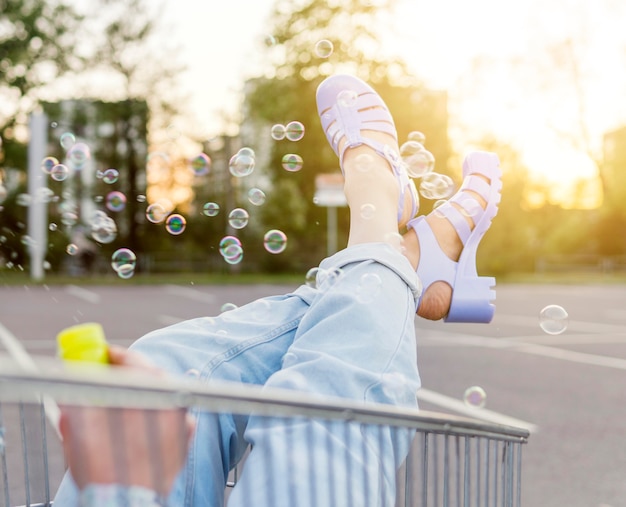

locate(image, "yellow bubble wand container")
(57, 322), (109, 364)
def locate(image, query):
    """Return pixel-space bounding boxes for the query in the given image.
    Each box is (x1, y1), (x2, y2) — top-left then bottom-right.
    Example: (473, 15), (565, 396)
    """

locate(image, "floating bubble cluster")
(41, 157), (59, 174)
(219, 236), (243, 265)
(67, 142), (91, 170)
(90, 212), (117, 244)
(229, 148), (255, 177)
(111, 248), (137, 279)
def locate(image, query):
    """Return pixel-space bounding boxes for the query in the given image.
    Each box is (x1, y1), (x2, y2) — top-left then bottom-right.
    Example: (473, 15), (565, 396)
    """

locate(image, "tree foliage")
(242, 0), (451, 270)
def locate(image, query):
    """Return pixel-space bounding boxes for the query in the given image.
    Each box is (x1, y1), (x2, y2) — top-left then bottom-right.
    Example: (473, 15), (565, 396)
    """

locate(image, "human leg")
(227, 75), (423, 507)
(53, 292), (315, 506)
(403, 151), (502, 321)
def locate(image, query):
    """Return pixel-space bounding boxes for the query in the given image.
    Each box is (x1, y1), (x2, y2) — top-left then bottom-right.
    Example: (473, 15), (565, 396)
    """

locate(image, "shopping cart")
(0, 355), (529, 507)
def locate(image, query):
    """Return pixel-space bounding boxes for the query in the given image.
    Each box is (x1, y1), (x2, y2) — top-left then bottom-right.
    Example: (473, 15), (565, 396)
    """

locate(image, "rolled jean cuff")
(318, 242), (420, 302)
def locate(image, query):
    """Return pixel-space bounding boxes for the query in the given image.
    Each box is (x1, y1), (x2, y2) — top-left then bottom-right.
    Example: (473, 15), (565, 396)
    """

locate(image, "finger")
(108, 345), (162, 374)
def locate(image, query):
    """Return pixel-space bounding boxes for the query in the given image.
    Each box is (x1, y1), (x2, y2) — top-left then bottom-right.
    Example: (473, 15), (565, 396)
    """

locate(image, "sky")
(159, 0), (626, 208)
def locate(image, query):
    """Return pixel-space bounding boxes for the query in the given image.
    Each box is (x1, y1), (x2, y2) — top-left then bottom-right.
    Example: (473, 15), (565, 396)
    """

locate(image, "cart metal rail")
(0, 356), (529, 506)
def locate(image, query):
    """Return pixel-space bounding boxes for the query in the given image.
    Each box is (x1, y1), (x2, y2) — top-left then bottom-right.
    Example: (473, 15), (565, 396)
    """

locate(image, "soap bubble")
(354, 153), (374, 173)
(305, 267), (320, 288)
(463, 386), (487, 408)
(90, 214), (117, 244)
(49, 223), (57, 232)
(66, 243), (78, 255)
(457, 196), (482, 218)
(356, 272), (382, 304)
(360, 203), (376, 219)
(263, 34), (277, 47)
(67, 142), (90, 170)
(271, 124), (286, 141)
(248, 188), (266, 206)
(314, 39), (334, 58)
(219, 236), (241, 256)
(111, 248), (136, 273)
(238, 146), (256, 158)
(285, 121), (305, 141)
(263, 229), (287, 254)
(337, 89), (357, 108)
(400, 141), (435, 178)
(407, 131), (426, 145)
(16, 193), (31, 207)
(221, 303), (238, 312)
(50, 164), (70, 182)
(228, 208), (249, 229)
(318, 267), (344, 291)
(60, 132), (76, 150)
(34, 187), (55, 204)
(229, 152), (255, 177)
(282, 153), (303, 172)
(222, 243), (243, 265)
(539, 305), (569, 335)
(146, 203), (169, 224)
(419, 173), (454, 200)
(202, 202), (220, 217)
(105, 191), (126, 212)
(189, 153), (211, 176)
(165, 213), (186, 235)
(41, 157), (59, 174)
(102, 168), (119, 184)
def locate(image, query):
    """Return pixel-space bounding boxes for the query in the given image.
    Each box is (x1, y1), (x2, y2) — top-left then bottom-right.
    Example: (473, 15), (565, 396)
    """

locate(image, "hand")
(59, 346), (195, 495)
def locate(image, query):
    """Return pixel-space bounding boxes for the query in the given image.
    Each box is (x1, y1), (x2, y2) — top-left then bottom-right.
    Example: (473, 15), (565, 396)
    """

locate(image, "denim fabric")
(54, 242), (421, 507)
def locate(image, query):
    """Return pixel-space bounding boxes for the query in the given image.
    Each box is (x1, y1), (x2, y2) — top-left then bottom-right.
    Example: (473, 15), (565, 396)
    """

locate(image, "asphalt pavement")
(1, 282), (625, 507)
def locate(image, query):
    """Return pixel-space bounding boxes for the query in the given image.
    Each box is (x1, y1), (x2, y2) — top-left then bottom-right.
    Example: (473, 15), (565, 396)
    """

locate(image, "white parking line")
(417, 388), (539, 434)
(421, 328), (626, 370)
(65, 285), (101, 304)
(165, 285), (217, 304)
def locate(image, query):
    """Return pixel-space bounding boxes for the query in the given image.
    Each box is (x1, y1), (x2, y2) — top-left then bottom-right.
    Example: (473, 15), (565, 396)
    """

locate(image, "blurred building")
(42, 99), (149, 252)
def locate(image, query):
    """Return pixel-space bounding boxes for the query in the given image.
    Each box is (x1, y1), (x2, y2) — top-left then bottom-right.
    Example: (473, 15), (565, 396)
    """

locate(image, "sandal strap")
(409, 216), (458, 294)
(320, 95), (397, 163)
(461, 174), (490, 196)
(434, 201), (474, 245)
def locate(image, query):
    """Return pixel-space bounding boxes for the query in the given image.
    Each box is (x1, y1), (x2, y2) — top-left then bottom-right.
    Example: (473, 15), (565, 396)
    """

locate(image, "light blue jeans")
(54, 242), (422, 506)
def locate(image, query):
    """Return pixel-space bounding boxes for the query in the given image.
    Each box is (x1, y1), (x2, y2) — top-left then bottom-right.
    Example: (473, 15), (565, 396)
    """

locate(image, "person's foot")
(316, 74), (419, 229)
(403, 152), (502, 322)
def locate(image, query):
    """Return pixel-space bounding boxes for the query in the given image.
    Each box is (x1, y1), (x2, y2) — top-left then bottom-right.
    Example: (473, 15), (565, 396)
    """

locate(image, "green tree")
(242, 0), (451, 270)
(0, 0), (83, 167)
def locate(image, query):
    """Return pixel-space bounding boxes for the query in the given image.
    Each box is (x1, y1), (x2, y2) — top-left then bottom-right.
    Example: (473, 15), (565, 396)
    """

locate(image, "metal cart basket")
(0, 356), (529, 507)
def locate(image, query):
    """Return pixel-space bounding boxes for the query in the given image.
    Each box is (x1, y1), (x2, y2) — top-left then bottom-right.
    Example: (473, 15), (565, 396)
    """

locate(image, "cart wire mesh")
(0, 356), (529, 507)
